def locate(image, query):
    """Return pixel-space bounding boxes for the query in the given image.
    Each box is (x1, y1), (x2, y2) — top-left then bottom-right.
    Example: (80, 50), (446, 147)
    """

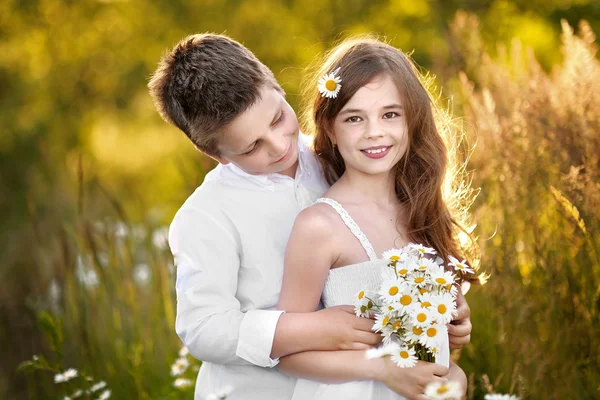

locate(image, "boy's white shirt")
(169, 133), (330, 400)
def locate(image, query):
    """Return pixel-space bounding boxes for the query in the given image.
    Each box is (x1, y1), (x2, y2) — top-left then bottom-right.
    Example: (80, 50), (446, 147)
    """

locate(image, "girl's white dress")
(291, 198), (450, 400)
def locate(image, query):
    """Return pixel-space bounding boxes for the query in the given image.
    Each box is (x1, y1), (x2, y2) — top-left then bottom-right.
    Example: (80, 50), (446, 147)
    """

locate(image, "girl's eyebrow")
(338, 104), (404, 116)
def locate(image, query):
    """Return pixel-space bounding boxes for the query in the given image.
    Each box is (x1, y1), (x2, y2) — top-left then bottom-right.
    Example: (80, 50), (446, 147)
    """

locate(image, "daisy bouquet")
(354, 243), (473, 367)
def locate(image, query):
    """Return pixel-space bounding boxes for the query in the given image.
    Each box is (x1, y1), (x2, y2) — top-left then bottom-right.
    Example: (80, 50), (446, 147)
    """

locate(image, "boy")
(148, 33), (471, 400)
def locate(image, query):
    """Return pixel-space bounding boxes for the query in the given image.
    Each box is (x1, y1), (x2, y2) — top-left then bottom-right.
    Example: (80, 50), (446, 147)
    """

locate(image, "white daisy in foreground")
(407, 271), (429, 288)
(173, 378), (193, 389)
(415, 257), (438, 273)
(411, 308), (434, 328)
(379, 278), (405, 303)
(365, 342), (399, 359)
(419, 322), (447, 350)
(317, 67), (342, 98)
(390, 346), (417, 368)
(430, 292), (457, 324)
(372, 313), (393, 333)
(397, 289), (419, 311)
(424, 380), (463, 399)
(354, 290), (375, 318)
(484, 394), (520, 400)
(449, 255), (474, 274)
(405, 324), (424, 343)
(382, 248), (406, 262)
(430, 269), (456, 287)
(206, 385), (234, 400)
(409, 243), (437, 255)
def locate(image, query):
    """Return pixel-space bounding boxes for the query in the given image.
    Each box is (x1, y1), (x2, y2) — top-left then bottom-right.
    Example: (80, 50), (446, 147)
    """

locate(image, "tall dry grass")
(450, 13), (600, 399)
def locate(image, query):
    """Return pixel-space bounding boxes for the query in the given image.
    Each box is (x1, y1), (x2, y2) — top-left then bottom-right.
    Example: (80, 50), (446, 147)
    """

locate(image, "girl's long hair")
(301, 36), (479, 274)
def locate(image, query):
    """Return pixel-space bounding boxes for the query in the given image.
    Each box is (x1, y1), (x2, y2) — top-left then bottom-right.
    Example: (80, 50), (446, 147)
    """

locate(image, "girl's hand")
(448, 289), (471, 348)
(378, 359), (449, 400)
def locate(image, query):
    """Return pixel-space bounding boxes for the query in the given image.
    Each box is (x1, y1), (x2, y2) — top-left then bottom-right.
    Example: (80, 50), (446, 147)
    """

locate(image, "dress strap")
(315, 197), (378, 261)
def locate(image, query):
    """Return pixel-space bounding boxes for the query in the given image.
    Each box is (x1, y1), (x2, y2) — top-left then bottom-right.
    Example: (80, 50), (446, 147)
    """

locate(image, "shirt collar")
(218, 133), (314, 191)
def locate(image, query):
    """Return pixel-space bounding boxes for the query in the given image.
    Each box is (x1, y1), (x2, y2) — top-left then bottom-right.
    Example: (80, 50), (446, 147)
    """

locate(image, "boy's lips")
(274, 143), (293, 163)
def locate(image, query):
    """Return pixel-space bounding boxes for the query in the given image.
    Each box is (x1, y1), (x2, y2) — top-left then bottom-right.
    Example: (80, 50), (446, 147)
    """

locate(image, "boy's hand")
(378, 359), (449, 400)
(316, 305), (381, 350)
(448, 289), (471, 348)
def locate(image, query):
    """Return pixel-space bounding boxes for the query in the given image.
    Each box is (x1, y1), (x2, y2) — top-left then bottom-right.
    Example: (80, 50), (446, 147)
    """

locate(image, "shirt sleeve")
(170, 205), (283, 367)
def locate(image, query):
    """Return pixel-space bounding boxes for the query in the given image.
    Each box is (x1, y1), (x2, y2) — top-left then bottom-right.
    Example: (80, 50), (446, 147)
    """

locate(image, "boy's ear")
(206, 153), (230, 165)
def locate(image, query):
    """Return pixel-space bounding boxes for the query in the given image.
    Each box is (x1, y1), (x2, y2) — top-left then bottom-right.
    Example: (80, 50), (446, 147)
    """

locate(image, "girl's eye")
(346, 116), (362, 123)
(383, 112), (399, 119)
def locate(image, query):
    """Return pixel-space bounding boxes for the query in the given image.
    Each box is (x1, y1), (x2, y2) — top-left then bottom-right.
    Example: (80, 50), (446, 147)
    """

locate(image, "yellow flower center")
(419, 288), (429, 295)
(437, 386), (449, 394)
(400, 295), (412, 306)
(427, 327), (437, 337)
(417, 313), (427, 323)
(325, 80), (337, 91)
(415, 277), (425, 284)
(435, 278), (447, 284)
(457, 263), (464, 269)
(388, 305), (394, 311)
(438, 304), (447, 314)
(412, 326), (423, 335)
(389, 286), (399, 296)
(421, 301), (431, 308)
(399, 268), (408, 275)
(393, 321), (401, 330)
(358, 291), (365, 300)
(390, 255), (400, 261)
(444, 284), (452, 291)
(419, 265), (427, 271)
(382, 316), (390, 326)
(399, 351), (409, 359)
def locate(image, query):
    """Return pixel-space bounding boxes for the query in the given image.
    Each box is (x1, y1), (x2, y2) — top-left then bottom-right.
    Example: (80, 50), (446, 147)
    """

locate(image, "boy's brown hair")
(148, 33), (282, 157)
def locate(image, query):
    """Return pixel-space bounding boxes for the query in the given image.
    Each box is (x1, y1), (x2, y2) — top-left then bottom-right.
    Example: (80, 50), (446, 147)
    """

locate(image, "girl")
(277, 38), (473, 399)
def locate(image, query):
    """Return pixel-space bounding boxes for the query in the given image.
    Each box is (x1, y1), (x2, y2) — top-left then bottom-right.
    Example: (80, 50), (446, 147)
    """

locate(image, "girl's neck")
(334, 169), (397, 206)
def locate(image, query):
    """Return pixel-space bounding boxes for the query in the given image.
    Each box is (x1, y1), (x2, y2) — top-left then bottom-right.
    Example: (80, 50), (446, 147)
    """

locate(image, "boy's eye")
(383, 112), (399, 119)
(243, 142), (258, 155)
(273, 110), (285, 126)
(346, 116), (362, 123)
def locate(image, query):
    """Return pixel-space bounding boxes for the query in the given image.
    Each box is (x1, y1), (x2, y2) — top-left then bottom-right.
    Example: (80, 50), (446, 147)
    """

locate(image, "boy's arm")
(171, 206), (281, 367)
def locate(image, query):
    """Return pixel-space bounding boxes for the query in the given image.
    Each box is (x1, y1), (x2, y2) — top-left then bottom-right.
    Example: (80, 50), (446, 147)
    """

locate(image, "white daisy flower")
(390, 346), (417, 368)
(178, 347), (190, 357)
(366, 342), (400, 359)
(372, 313), (393, 333)
(430, 292), (457, 324)
(173, 378), (193, 389)
(396, 288), (419, 312)
(379, 279), (405, 303)
(419, 322), (448, 350)
(430, 269), (456, 287)
(415, 257), (438, 273)
(98, 390), (111, 400)
(90, 381), (107, 392)
(407, 271), (430, 288)
(405, 323), (424, 343)
(417, 292), (434, 309)
(442, 282), (459, 296)
(449, 255), (474, 274)
(206, 385), (234, 400)
(411, 307), (434, 328)
(71, 390), (83, 398)
(54, 373), (66, 383)
(484, 395), (520, 400)
(317, 67), (342, 98)
(170, 357), (189, 376)
(424, 380), (463, 399)
(63, 368), (78, 381)
(382, 248), (406, 262)
(409, 243), (437, 255)
(354, 291), (375, 318)
(381, 325), (396, 345)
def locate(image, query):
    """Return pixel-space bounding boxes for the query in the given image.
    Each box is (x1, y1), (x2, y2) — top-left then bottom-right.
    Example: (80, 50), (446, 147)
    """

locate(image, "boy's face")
(216, 86), (300, 178)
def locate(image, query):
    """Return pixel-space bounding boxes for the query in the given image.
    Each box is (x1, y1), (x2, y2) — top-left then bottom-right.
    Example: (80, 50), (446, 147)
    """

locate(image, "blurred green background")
(1, 0), (599, 399)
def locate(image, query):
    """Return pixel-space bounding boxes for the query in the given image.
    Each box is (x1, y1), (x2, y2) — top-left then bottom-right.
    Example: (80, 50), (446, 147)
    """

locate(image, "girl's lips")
(361, 146), (391, 159)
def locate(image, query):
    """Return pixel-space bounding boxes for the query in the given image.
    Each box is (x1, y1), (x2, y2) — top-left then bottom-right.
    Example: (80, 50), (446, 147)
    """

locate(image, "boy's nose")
(269, 134), (288, 156)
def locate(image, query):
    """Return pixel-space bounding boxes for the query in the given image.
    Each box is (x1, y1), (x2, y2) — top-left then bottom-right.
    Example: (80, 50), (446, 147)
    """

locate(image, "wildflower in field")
(390, 346), (417, 368)
(133, 263), (151, 286)
(484, 395), (520, 400)
(152, 226), (169, 250)
(424, 380), (462, 399)
(90, 381), (107, 392)
(174, 378), (193, 389)
(170, 356), (189, 376)
(178, 346), (189, 357)
(97, 389), (111, 400)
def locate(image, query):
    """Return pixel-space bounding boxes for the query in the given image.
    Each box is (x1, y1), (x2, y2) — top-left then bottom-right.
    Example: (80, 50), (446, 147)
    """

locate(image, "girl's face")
(332, 73), (408, 178)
